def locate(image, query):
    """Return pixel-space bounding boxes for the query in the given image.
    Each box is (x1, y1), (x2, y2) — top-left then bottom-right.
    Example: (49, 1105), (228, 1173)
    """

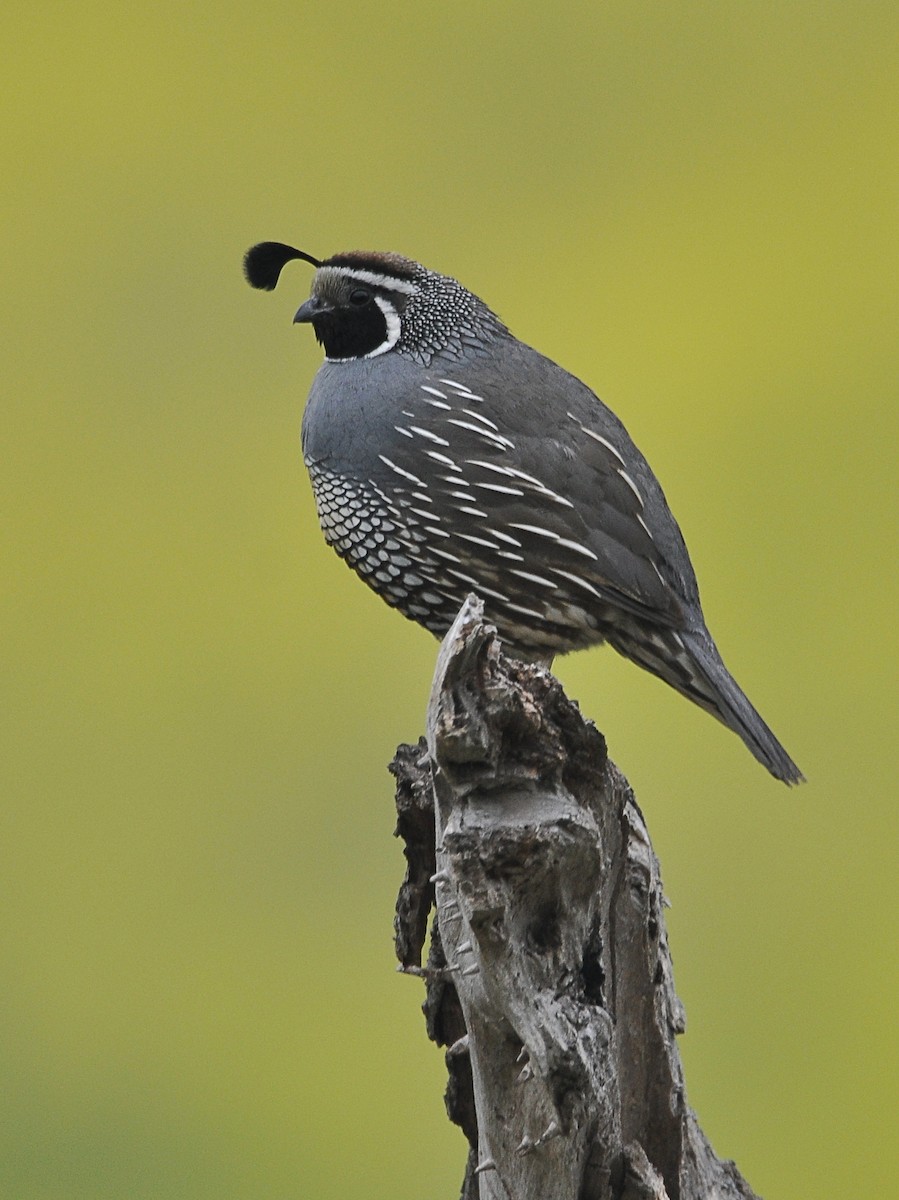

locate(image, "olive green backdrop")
(3, 3), (896, 1197)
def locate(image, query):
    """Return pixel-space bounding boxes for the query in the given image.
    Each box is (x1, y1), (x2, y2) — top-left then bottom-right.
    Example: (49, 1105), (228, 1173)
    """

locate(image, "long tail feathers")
(678, 629), (805, 785)
(608, 623), (804, 784)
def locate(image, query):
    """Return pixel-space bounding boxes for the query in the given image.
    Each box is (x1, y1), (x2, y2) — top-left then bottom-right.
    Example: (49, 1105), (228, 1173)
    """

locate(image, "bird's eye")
(349, 288), (372, 306)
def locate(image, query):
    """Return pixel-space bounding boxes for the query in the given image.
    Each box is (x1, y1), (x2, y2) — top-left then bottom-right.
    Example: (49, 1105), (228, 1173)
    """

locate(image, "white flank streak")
(502, 600), (546, 620)
(443, 574), (511, 604)
(652, 562), (666, 585)
(438, 377), (477, 396)
(327, 266), (418, 295)
(579, 423), (626, 465)
(449, 490), (477, 502)
(556, 537), (598, 561)
(410, 425), (450, 446)
(446, 567), (480, 587)
(425, 525), (450, 538)
(365, 297), (401, 357)
(497, 550), (525, 561)
(370, 480), (397, 508)
(550, 569), (603, 598)
(420, 385), (448, 400)
(451, 429), (511, 452)
(421, 396), (452, 410)
(410, 490), (432, 504)
(410, 507), (437, 521)
(429, 545), (462, 564)
(511, 569), (559, 589)
(460, 408), (499, 431)
(456, 532), (499, 549)
(473, 482), (525, 496)
(378, 455), (425, 486)
(490, 528), (522, 547)
(617, 468), (644, 506)
(457, 506), (489, 518)
(425, 451), (457, 468)
(471, 582), (513, 604)
(534, 487), (574, 509)
(447, 418), (499, 438)
(509, 522), (560, 540)
(479, 430), (515, 450)
(465, 459), (519, 478)
(482, 464), (573, 506)
(636, 514), (654, 540)
(394, 425), (414, 438)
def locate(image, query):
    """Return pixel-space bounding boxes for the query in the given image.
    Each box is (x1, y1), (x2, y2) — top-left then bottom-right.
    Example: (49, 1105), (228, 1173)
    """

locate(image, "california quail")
(244, 242), (804, 785)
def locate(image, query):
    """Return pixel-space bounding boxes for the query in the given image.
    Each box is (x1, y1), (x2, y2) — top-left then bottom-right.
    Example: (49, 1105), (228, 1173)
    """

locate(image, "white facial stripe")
(364, 295), (401, 358)
(328, 266), (418, 295)
(324, 291), (401, 362)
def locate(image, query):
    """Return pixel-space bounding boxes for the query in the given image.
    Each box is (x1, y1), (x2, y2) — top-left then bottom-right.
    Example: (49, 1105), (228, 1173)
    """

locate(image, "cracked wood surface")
(392, 596), (761, 1200)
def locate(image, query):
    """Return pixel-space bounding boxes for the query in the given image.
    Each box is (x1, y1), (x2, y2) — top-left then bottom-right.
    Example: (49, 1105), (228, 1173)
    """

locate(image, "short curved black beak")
(294, 296), (331, 324)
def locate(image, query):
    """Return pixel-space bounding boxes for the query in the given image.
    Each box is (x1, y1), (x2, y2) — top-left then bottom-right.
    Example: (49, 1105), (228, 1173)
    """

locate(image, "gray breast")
(301, 347), (699, 655)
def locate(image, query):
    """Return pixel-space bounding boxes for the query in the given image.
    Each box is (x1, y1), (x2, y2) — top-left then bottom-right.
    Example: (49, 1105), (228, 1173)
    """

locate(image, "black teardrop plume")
(243, 242), (322, 291)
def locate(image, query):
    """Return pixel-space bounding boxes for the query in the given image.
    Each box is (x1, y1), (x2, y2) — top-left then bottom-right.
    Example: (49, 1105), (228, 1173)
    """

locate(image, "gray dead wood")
(391, 596), (761, 1200)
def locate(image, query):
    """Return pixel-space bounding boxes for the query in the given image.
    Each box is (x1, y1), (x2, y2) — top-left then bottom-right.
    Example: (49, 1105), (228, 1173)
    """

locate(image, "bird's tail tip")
(762, 743), (806, 787)
(681, 631), (805, 786)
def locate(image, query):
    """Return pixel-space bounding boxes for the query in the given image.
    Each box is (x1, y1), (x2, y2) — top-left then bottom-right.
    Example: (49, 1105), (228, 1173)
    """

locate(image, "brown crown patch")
(321, 250), (420, 279)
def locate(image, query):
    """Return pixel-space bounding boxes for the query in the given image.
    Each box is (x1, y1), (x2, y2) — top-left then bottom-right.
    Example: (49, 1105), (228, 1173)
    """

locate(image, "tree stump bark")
(391, 596), (761, 1200)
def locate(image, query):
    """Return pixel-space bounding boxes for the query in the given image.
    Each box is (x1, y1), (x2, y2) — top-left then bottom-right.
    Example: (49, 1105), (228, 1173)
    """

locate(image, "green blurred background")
(3, 3), (896, 1197)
